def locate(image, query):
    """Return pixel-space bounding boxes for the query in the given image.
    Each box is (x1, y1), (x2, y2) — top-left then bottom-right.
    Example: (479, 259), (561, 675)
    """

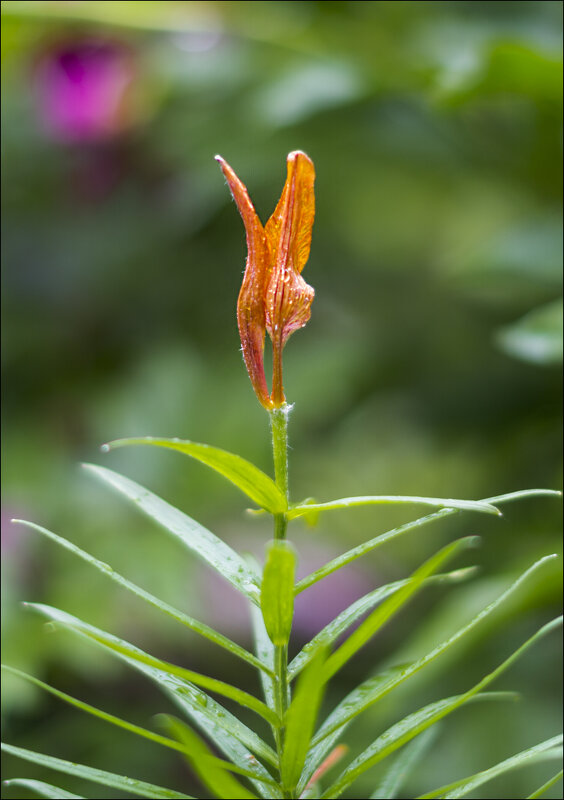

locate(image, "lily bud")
(216, 152), (315, 408)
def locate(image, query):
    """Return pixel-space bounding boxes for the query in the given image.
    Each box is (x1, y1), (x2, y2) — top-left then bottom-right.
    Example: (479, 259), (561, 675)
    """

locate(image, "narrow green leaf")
(161, 676), (280, 798)
(162, 715), (258, 799)
(1, 743), (192, 799)
(261, 541), (296, 646)
(105, 437), (287, 514)
(312, 556), (558, 747)
(323, 693), (517, 799)
(22, 605), (279, 794)
(3, 779), (84, 799)
(288, 495), (501, 520)
(302, 690), (511, 794)
(290, 582), (411, 682)
(322, 617), (562, 798)
(296, 490), (561, 594)
(371, 726), (439, 799)
(12, 520), (270, 676)
(289, 568), (477, 681)
(419, 735), (563, 799)
(27, 603), (278, 727)
(82, 464), (261, 604)
(527, 769), (564, 799)
(301, 542), (482, 786)
(281, 649), (328, 793)
(247, 556), (277, 714)
(323, 536), (479, 681)
(1, 666), (274, 788)
(301, 665), (410, 790)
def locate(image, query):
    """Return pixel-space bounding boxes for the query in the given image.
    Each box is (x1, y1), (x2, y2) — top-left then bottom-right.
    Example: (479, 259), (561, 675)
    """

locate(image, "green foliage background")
(1, 2), (562, 798)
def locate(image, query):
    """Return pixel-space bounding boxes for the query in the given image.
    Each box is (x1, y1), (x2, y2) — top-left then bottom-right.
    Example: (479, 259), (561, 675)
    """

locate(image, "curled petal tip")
(287, 149), (311, 161)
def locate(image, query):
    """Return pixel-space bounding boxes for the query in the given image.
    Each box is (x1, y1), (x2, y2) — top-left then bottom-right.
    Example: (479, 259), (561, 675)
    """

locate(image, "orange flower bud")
(216, 152), (315, 408)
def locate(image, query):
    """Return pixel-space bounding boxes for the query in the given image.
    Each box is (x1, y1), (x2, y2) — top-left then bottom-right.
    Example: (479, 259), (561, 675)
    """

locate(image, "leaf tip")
(100, 438), (126, 451)
(246, 507), (266, 517)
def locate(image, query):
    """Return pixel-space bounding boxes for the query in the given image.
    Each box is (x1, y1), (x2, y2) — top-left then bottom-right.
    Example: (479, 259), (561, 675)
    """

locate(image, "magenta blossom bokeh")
(33, 37), (139, 144)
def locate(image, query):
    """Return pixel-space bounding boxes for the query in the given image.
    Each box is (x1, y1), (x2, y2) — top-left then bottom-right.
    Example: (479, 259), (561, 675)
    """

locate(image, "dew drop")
(100, 444), (110, 453)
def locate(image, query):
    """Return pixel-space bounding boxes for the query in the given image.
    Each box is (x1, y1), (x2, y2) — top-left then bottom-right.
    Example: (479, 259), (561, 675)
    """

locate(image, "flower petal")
(216, 155), (272, 408)
(264, 151), (315, 349)
(265, 151), (316, 275)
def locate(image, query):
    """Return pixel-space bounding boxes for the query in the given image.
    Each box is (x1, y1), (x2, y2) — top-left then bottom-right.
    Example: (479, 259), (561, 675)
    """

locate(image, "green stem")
(269, 404), (292, 796)
(270, 405), (290, 540)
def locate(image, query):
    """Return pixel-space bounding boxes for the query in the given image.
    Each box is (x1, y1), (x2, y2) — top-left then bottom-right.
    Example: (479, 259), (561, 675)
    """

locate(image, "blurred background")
(1, 1), (562, 798)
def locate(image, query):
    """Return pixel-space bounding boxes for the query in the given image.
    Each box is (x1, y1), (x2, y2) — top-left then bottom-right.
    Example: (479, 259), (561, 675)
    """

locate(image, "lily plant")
(2, 152), (562, 800)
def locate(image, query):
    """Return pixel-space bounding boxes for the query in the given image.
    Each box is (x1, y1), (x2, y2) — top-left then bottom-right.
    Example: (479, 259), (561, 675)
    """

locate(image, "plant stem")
(269, 404), (292, 796)
(271, 339), (285, 409)
(270, 405), (290, 541)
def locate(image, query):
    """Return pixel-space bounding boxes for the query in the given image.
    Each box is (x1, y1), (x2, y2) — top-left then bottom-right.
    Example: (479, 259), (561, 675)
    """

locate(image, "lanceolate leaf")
(22, 605), (277, 785)
(83, 464), (261, 604)
(161, 674), (280, 798)
(162, 715), (259, 799)
(304, 558), (558, 789)
(250, 599), (277, 712)
(280, 649), (328, 793)
(322, 693), (516, 799)
(12, 519), (270, 676)
(261, 541), (296, 646)
(27, 603), (278, 727)
(418, 735), (563, 799)
(371, 726), (439, 799)
(0, 743), (192, 799)
(303, 694), (513, 796)
(323, 537), (479, 681)
(288, 495), (501, 520)
(288, 569), (477, 681)
(322, 617), (562, 798)
(312, 556), (558, 747)
(105, 437), (287, 514)
(300, 541), (479, 791)
(3, 779), (84, 799)
(313, 556), (556, 745)
(527, 769), (564, 799)
(295, 489), (561, 594)
(290, 581), (412, 681)
(1, 666), (275, 788)
(247, 554), (277, 716)
(301, 665), (410, 790)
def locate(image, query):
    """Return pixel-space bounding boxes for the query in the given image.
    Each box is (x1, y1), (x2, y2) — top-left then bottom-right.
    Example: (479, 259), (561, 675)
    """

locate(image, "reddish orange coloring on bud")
(306, 744), (348, 791)
(216, 152), (315, 408)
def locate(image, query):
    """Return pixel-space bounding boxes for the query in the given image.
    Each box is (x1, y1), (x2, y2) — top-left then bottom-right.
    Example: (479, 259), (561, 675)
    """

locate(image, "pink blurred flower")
(33, 37), (139, 143)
